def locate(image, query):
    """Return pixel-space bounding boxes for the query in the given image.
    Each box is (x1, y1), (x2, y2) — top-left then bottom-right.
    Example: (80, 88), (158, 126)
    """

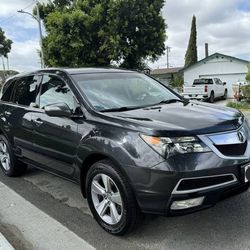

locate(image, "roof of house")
(151, 67), (183, 75)
(181, 53), (249, 72)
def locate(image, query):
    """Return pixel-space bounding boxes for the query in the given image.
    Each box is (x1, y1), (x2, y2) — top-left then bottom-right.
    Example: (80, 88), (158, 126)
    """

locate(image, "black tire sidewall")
(86, 160), (138, 235)
(210, 92), (214, 103)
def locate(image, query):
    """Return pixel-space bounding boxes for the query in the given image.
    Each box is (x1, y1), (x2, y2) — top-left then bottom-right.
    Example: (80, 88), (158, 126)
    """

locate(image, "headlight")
(140, 135), (211, 159)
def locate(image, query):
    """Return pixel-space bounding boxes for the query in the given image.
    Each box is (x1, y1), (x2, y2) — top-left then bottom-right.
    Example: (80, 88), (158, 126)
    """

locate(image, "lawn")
(226, 101), (250, 111)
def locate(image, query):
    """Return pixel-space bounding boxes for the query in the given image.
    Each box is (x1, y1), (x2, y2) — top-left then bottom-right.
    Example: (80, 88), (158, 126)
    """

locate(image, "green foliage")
(241, 85), (250, 101)
(0, 27), (12, 58)
(112, 0), (166, 69)
(246, 64), (250, 82)
(37, 0), (166, 69)
(227, 101), (250, 110)
(184, 15), (197, 68)
(170, 73), (183, 89)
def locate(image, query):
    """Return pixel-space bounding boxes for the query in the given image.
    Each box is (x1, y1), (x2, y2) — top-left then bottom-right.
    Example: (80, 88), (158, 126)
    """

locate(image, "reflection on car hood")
(108, 102), (243, 136)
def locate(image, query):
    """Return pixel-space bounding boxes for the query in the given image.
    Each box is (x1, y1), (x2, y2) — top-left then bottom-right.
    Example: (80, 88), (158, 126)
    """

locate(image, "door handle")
(33, 118), (43, 126)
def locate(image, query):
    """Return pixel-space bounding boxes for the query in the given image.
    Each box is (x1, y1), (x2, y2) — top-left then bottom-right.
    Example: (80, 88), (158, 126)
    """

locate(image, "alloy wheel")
(0, 141), (10, 171)
(91, 173), (123, 225)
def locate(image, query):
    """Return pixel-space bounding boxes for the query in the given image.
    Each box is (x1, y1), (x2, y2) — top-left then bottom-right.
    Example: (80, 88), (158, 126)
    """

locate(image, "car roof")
(7, 67), (135, 80)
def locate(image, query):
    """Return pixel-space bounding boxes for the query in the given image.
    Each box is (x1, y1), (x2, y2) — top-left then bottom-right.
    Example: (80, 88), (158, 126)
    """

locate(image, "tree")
(169, 73), (183, 93)
(184, 15), (197, 67)
(246, 64), (250, 82)
(0, 27), (12, 58)
(36, 0), (166, 69)
(112, 0), (166, 69)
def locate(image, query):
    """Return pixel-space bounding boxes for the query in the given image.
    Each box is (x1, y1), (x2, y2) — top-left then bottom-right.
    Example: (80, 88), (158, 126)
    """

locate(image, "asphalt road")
(0, 107), (250, 250)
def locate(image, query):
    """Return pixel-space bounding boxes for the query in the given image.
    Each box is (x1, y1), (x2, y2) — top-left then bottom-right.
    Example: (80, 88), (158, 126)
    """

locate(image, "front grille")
(176, 175), (235, 192)
(215, 141), (247, 156)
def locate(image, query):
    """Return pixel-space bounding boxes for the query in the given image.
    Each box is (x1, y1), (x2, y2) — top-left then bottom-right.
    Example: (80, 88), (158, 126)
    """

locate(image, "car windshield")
(71, 72), (178, 112)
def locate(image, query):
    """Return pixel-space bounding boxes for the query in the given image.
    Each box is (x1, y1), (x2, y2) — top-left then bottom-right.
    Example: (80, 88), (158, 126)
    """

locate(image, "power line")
(0, 1), (35, 24)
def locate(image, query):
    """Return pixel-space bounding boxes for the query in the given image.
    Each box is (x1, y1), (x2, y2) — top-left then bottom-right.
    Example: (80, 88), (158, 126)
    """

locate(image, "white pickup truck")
(183, 78), (228, 103)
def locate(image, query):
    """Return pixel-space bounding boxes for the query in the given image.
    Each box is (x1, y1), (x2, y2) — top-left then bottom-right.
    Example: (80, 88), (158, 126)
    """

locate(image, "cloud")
(150, 0), (250, 69)
(7, 39), (41, 72)
(0, 0), (249, 71)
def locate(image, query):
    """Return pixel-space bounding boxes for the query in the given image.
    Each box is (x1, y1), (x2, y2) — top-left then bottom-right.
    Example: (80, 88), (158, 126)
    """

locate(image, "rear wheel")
(86, 159), (141, 235)
(0, 135), (27, 177)
(209, 91), (215, 103)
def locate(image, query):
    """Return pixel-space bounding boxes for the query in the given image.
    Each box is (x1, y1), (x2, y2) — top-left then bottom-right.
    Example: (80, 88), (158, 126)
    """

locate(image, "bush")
(227, 101), (250, 110)
(241, 85), (250, 101)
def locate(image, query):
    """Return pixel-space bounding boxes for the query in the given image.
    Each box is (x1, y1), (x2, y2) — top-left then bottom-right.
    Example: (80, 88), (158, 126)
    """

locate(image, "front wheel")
(209, 91), (215, 103)
(86, 159), (141, 235)
(223, 89), (228, 100)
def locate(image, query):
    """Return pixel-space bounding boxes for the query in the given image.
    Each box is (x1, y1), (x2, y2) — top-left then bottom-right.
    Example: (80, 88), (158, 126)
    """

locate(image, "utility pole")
(17, 0), (45, 68)
(166, 46), (171, 68)
(36, 0), (44, 68)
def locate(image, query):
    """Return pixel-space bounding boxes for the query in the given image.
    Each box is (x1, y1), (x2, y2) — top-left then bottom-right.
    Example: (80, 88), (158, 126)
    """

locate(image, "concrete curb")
(0, 233), (15, 250)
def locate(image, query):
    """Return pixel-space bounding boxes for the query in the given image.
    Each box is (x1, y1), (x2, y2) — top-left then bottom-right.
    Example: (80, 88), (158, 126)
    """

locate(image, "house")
(182, 53), (249, 97)
(151, 67), (183, 86)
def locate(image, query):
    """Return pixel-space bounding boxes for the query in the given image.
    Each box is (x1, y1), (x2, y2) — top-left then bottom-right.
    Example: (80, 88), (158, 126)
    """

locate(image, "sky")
(0, 0), (250, 72)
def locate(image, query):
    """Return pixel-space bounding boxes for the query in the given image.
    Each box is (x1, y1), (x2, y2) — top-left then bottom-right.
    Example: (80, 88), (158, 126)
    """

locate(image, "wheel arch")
(80, 152), (132, 198)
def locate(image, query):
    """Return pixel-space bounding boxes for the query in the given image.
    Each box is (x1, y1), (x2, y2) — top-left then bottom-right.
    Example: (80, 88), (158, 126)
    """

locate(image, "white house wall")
(183, 56), (248, 97)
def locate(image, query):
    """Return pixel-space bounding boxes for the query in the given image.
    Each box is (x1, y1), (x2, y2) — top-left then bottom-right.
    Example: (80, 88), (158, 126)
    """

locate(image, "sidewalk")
(0, 182), (95, 250)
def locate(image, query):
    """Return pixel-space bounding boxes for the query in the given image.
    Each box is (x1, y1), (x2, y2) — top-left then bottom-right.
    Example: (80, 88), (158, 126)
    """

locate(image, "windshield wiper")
(157, 98), (189, 105)
(100, 106), (142, 113)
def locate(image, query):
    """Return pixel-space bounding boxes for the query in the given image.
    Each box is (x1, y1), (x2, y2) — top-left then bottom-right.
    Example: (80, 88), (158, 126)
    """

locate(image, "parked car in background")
(0, 69), (249, 235)
(183, 78), (228, 102)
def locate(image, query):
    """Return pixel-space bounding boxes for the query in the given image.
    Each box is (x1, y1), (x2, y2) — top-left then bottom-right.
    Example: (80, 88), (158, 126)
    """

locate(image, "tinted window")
(72, 73), (177, 111)
(12, 76), (40, 106)
(39, 75), (76, 110)
(1, 80), (15, 102)
(193, 79), (213, 85)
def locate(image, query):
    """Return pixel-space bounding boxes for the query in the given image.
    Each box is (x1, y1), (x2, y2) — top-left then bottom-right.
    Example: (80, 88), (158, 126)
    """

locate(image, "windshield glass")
(72, 72), (178, 111)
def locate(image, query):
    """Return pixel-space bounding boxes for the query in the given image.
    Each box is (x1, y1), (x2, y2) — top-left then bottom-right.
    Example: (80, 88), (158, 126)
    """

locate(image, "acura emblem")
(238, 131), (245, 143)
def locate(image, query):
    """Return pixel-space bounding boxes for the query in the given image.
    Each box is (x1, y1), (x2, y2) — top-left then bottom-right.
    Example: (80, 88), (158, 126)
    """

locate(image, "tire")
(223, 89), (228, 100)
(86, 159), (141, 235)
(209, 91), (215, 103)
(0, 135), (27, 177)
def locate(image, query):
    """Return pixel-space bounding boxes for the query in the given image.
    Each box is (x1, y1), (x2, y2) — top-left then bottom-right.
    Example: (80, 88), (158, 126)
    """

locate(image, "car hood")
(107, 102), (243, 136)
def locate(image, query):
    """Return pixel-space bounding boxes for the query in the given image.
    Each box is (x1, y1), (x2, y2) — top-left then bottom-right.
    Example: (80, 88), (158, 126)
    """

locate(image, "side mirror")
(223, 82), (226, 85)
(44, 103), (72, 117)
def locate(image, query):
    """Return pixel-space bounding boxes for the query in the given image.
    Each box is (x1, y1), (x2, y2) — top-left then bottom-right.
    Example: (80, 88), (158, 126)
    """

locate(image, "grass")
(226, 101), (250, 111)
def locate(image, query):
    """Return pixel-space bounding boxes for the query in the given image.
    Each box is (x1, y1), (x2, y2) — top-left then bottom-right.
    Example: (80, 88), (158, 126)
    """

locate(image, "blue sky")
(0, 0), (250, 72)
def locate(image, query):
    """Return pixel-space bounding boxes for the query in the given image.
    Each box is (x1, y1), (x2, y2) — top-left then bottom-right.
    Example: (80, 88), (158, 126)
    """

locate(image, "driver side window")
(39, 74), (76, 111)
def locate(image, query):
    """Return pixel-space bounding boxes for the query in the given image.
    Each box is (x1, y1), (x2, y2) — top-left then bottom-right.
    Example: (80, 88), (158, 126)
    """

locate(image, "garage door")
(200, 73), (246, 98)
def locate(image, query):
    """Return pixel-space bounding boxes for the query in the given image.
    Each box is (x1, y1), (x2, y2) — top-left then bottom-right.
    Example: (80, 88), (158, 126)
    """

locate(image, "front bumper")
(126, 157), (250, 216)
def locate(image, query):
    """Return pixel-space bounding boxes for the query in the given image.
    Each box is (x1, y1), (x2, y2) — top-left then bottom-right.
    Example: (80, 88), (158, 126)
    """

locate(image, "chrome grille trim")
(172, 174), (237, 195)
(198, 120), (250, 160)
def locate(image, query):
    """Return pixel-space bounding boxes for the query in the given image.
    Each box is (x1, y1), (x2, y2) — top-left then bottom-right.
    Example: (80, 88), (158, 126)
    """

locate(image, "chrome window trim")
(172, 173), (237, 195)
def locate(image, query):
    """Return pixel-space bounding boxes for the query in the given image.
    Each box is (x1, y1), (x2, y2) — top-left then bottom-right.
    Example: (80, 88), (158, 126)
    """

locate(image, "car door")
(217, 79), (224, 96)
(213, 78), (221, 98)
(31, 73), (82, 179)
(1, 75), (41, 159)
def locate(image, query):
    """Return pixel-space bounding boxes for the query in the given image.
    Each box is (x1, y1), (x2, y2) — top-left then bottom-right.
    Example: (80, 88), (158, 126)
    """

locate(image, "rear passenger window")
(1, 80), (15, 102)
(12, 76), (40, 106)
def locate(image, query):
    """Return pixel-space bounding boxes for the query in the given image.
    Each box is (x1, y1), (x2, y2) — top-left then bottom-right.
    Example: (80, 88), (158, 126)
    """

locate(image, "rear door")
(31, 74), (82, 179)
(1, 75), (41, 159)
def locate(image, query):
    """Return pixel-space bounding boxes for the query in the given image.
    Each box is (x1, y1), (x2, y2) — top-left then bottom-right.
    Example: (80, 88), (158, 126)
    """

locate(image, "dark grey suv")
(0, 68), (249, 235)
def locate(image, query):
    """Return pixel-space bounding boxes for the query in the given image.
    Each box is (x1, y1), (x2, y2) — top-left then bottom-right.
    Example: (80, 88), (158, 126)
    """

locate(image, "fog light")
(171, 197), (205, 210)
